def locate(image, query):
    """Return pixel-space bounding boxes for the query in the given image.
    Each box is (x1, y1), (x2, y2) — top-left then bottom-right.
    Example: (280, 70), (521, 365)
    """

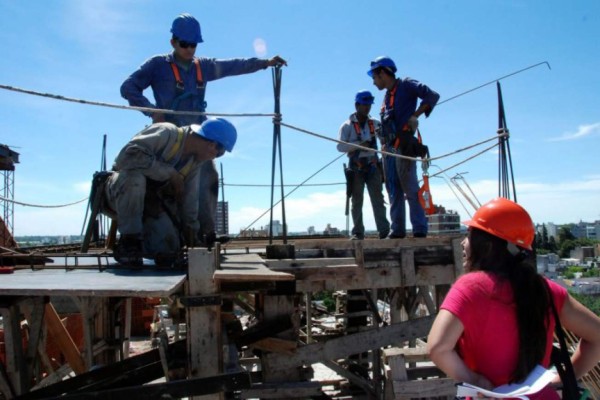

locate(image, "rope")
(277, 120), (507, 163)
(0, 195), (88, 208)
(239, 153), (346, 234)
(225, 182), (344, 187)
(429, 142), (498, 178)
(0, 83), (277, 118)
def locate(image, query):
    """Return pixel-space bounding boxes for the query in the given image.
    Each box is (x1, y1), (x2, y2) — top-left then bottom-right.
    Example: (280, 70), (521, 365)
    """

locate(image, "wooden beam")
(44, 303), (86, 375)
(187, 248), (222, 400)
(263, 316), (434, 370)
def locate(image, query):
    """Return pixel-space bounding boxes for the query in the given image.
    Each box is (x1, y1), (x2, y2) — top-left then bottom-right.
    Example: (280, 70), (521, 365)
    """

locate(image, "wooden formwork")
(0, 235), (464, 399)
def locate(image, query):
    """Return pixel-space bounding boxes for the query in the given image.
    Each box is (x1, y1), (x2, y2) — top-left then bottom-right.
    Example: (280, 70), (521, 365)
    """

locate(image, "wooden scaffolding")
(0, 235), (463, 399)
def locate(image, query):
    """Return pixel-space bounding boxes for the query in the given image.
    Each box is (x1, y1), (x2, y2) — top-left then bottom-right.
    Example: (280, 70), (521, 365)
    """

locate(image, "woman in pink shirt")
(427, 198), (600, 398)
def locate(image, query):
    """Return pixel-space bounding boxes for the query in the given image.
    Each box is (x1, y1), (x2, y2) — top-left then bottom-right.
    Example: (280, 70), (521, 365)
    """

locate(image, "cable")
(239, 153), (345, 234)
(0, 83), (277, 118)
(0, 195), (88, 208)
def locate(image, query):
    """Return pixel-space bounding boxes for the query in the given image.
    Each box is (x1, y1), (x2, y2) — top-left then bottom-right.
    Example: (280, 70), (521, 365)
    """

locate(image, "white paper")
(456, 365), (557, 399)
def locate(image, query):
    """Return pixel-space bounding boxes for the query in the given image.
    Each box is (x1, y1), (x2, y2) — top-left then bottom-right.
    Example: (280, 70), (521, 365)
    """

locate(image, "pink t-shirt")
(441, 272), (567, 398)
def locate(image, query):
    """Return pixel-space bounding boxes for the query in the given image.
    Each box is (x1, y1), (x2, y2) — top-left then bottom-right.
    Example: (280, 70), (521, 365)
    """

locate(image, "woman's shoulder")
(454, 271), (497, 287)
(544, 278), (568, 307)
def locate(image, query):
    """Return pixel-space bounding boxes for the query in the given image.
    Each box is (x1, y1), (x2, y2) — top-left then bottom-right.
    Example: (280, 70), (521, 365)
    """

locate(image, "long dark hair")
(467, 227), (551, 383)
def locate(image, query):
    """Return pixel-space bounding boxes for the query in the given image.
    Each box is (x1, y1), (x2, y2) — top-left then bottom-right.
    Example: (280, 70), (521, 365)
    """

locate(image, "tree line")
(535, 225), (598, 258)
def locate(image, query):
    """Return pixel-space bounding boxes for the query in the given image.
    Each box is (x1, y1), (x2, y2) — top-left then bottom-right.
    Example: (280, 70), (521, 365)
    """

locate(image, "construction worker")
(337, 90), (390, 240)
(120, 13), (286, 245)
(104, 118), (237, 266)
(428, 198), (600, 398)
(368, 56), (439, 239)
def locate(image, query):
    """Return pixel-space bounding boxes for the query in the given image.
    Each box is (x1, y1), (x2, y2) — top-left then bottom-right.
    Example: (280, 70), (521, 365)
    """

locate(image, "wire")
(0, 195), (88, 208)
(240, 153), (345, 233)
(0, 83), (277, 118)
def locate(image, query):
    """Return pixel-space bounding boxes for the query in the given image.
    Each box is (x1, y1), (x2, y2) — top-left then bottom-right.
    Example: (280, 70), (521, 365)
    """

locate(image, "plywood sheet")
(215, 253), (294, 282)
(0, 268), (186, 297)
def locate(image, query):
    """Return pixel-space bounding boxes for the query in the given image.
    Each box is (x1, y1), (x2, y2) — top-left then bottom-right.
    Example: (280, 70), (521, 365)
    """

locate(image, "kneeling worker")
(104, 118), (237, 265)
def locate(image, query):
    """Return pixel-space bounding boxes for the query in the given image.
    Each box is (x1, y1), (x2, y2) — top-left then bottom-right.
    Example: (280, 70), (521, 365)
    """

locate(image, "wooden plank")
(401, 249), (416, 286)
(383, 347), (430, 363)
(452, 236), (464, 279)
(293, 236), (457, 250)
(215, 253), (294, 282)
(0, 269), (186, 297)
(269, 263), (359, 281)
(1, 304), (26, 395)
(240, 381), (322, 399)
(187, 248), (222, 400)
(263, 316), (434, 370)
(294, 263), (455, 293)
(49, 372), (251, 400)
(391, 377), (456, 397)
(251, 337), (297, 355)
(265, 257), (356, 269)
(44, 303), (87, 375)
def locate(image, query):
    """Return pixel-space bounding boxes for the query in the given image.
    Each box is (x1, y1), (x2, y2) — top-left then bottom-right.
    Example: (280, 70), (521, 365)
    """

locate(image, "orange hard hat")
(463, 197), (534, 251)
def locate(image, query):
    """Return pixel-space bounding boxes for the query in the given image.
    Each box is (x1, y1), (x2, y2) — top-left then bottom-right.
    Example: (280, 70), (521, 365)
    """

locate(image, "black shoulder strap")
(546, 282), (584, 400)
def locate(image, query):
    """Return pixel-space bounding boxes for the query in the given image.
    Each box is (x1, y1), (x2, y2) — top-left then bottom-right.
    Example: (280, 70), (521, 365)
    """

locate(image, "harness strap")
(164, 128), (185, 162)
(178, 159), (195, 178)
(169, 58), (205, 91)
(350, 119), (378, 170)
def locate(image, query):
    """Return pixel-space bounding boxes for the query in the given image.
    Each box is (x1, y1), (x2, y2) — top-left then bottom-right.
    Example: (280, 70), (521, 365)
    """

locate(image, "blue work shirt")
(380, 77), (440, 140)
(120, 52), (269, 126)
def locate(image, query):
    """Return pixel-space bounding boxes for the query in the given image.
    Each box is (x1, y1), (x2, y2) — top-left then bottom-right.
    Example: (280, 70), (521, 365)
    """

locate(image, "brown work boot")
(114, 234), (143, 267)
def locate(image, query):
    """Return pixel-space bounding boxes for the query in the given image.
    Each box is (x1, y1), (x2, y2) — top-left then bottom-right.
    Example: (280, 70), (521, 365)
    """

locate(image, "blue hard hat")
(191, 118), (237, 154)
(171, 14), (203, 43)
(355, 90), (375, 105)
(367, 56), (397, 77)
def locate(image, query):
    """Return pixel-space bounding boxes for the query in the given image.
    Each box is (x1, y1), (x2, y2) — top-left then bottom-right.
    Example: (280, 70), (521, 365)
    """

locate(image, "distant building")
(215, 201), (229, 235)
(264, 220), (285, 236)
(570, 246), (596, 262)
(238, 228), (268, 238)
(323, 223), (340, 236)
(571, 220), (600, 240)
(427, 205), (461, 235)
(307, 226), (316, 235)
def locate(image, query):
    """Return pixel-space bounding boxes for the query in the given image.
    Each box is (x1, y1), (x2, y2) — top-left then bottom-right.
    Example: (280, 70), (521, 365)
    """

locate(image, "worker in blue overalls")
(368, 56), (439, 239)
(120, 13), (286, 246)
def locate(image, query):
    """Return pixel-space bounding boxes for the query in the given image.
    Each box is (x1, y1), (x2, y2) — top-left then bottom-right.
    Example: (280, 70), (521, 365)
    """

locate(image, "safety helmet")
(367, 56), (397, 77)
(190, 118), (237, 153)
(171, 14), (203, 43)
(355, 90), (375, 105)
(463, 197), (535, 251)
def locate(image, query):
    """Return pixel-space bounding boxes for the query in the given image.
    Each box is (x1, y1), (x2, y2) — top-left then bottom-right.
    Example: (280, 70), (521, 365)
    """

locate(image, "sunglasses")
(178, 40), (197, 49)
(216, 143), (225, 158)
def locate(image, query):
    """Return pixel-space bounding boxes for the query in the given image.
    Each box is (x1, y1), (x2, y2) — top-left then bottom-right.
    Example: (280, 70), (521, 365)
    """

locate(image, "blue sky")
(1, 1), (599, 236)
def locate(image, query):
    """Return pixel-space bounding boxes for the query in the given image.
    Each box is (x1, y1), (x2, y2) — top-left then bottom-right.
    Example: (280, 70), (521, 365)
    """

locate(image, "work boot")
(202, 231), (231, 247)
(386, 232), (406, 239)
(113, 234), (143, 267)
(350, 234), (364, 240)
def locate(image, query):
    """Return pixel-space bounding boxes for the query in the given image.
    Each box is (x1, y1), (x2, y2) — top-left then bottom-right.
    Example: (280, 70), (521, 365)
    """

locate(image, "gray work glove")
(407, 115), (419, 132)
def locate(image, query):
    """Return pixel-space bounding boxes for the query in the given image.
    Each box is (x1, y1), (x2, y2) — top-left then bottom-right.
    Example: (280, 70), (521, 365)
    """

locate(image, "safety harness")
(163, 127), (194, 178)
(350, 118), (378, 171)
(169, 58), (206, 114)
(169, 58), (204, 91)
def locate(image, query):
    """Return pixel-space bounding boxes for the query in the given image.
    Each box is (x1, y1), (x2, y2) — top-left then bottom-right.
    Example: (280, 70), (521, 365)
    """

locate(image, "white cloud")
(548, 122), (600, 142)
